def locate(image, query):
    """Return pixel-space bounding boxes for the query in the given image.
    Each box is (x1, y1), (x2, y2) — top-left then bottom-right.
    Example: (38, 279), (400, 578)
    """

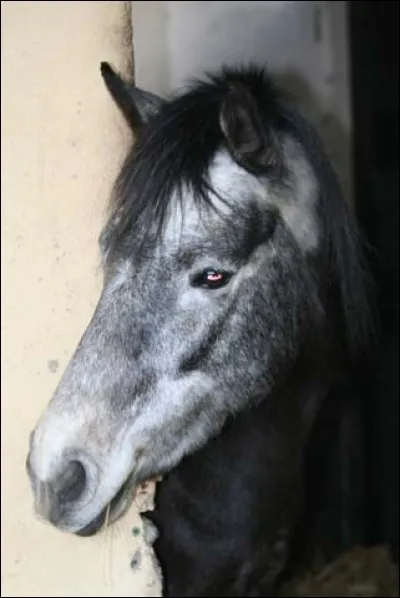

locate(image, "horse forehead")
(161, 150), (261, 243)
(209, 150), (262, 199)
(162, 139), (320, 252)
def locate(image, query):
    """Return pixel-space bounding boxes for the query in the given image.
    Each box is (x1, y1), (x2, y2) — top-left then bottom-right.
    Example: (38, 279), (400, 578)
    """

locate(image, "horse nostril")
(58, 460), (87, 504)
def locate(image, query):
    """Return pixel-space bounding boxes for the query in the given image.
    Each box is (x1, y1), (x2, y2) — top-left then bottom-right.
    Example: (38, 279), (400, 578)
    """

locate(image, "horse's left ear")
(219, 84), (282, 174)
(100, 62), (164, 134)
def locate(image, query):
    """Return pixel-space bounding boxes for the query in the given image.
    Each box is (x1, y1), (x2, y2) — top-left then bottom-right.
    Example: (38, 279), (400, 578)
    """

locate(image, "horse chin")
(75, 471), (136, 537)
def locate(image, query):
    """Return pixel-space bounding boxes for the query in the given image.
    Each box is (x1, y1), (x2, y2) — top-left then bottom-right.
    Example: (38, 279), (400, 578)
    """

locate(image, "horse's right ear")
(100, 62), (164, 133)
(219, 83), (282, 175)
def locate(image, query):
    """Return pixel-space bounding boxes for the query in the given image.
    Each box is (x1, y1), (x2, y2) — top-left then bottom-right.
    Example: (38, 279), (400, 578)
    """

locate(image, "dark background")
(349, 0), (399, 559)
(290, 0), (399, 570)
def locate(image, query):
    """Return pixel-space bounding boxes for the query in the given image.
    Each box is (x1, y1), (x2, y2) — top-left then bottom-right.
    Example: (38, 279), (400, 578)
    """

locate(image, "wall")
(1, 2), (160, 596)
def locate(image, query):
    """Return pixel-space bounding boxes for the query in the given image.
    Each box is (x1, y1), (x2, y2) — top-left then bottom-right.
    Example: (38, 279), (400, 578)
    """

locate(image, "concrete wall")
(1, 2), (160, 596)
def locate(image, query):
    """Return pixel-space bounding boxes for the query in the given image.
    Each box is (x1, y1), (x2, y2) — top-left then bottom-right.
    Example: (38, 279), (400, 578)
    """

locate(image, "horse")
(26, 61), (372, 596)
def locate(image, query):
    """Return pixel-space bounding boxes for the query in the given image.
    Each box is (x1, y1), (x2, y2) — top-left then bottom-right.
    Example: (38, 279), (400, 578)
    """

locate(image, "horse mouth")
(76, 472), (136, 537)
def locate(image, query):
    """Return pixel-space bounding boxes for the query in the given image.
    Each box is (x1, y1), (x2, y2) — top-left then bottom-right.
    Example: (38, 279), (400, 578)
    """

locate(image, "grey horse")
(26, 63), (372, 596)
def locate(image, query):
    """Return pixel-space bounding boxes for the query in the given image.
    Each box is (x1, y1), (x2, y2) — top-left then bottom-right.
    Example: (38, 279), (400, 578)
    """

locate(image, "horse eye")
(191, 269), (232, 290)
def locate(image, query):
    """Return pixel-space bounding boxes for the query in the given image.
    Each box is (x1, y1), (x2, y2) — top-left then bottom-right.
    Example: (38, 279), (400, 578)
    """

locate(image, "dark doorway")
(348, 0), (399, 559)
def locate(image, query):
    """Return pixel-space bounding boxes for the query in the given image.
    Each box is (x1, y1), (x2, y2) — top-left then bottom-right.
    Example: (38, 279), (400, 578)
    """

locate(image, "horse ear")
(219, 84), (282, 174)
(100, 62), (164, 133)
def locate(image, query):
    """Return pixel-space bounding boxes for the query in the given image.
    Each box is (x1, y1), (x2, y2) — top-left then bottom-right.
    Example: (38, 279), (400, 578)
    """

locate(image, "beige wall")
(1, 2), (160, 596)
